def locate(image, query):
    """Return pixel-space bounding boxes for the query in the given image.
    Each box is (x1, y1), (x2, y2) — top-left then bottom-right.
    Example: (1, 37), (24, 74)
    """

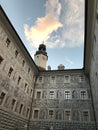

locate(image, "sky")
(0, 0), (84, 70)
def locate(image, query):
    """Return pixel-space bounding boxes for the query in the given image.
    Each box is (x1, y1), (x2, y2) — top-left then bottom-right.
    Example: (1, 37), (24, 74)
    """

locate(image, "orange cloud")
(24, 0), (63, 48)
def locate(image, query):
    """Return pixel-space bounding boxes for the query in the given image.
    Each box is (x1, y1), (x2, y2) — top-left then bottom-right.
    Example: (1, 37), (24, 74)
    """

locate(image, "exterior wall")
(0, 0), (98, 130)
(88, 0), (98, 127)
(30, 70), (96, 130)
(0, 7), (39, 130)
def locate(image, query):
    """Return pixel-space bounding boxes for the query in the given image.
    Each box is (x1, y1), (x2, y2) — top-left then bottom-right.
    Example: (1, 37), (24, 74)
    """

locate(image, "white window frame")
(64, 90), (71, 99)
(11, 98), (17, 111)
(33, 109), (40, 119)
(65, 109), (71, 121)
(64, 75), (70, 83)
(49, 90), (55, 99)
(83, 110), (90, 122)
(80, 90), (87, 99)
(48, 109), (54, 119)
(0, 90), (7, 106)
(35, 90), (42, 99)
(79, 75), (85, 82)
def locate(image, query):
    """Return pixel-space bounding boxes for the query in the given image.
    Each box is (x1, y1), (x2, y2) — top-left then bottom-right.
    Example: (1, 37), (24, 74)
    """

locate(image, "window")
(49, 110), (54, 118)
(6, 38), (10, 47)
(79, 75), (85, 82)
(26, 108), (29, 118)
(0, 92), (6, 105)
(17, 76), (21, 85)
(65, 91), (71, 99)
(65, 111), (71, 121)
(33, 110), (39, 119)
(15, 50), (18, 58)
(51, 76), (55, 80)
(30, 89), (33, 97)
(24, 83), (27, 92)
(0, 56), (3, 64)
(27, 87), (29, 94)
(8, 67), (13, 77)
(83, 111), (89, 121)
(65, 76), (70, 83)
(49, 91), (55, 99)
(28, 67), (30, 74)
(81, 91), (87, 99)
(39, 76), (42, 82)
(51, 76), (55, 83)
(19, 104), (23, 114)
(36, 91), (41, 99)
(22, 60), (25, 67)
(11, 99), (16, 110)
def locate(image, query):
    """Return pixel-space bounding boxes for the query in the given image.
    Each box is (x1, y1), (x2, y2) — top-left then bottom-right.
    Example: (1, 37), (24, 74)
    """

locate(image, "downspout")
(27, 73), (39, 130)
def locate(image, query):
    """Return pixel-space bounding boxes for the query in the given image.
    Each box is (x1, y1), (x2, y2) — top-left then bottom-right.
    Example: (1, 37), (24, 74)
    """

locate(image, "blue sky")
(1, 0), (84, 70)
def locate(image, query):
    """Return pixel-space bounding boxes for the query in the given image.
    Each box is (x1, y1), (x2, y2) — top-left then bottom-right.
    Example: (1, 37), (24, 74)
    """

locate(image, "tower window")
(15, 50), (18, 58)
(33, 110), (39, 119)
(0, 56), (4, 64)
(0, 92), (6, 105)
(65, 91), (71, 99)
(11, 99), (16, 110)
(8, 67), (13, 77)
(65, 111), (71, 121)
(6, 38), (10, 47)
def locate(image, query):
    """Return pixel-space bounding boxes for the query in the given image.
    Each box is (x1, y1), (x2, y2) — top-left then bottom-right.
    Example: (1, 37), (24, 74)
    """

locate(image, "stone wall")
(89, 0), (98, 126)
(0, 9), (38, 129)
(30, 70), (96, 130)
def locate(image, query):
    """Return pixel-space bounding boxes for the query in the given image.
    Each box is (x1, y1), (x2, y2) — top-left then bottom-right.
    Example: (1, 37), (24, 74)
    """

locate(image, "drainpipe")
(27, 73), (39, 130)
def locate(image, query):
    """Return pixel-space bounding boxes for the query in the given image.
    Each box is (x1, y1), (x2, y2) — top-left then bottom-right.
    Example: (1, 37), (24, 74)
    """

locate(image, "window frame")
(33, 109), (39, 119)
(64, 90), (71, 99)
(80, 90), (87, 99)
(0, 91), (7, 106)
(65, 110), (71, 121)
(83, 110), (90, 122)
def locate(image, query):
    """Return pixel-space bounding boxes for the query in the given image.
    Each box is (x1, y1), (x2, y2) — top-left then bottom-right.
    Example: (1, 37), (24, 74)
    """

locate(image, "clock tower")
(34, 43), (48, 70)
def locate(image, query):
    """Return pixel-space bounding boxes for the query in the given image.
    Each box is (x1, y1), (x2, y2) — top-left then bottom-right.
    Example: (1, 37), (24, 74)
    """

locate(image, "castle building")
(0, 0), (98, 130)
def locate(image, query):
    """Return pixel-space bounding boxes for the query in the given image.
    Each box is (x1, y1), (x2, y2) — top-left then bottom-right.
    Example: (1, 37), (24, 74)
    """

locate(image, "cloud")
(24, 0), (84, 48)
(61, 0), (84, 47)
(65, 56), (74, 65)
(24, 0), (63, 48)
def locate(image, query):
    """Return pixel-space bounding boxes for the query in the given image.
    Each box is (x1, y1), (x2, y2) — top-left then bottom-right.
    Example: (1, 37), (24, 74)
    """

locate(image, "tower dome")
(35, 44), (47, 57)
